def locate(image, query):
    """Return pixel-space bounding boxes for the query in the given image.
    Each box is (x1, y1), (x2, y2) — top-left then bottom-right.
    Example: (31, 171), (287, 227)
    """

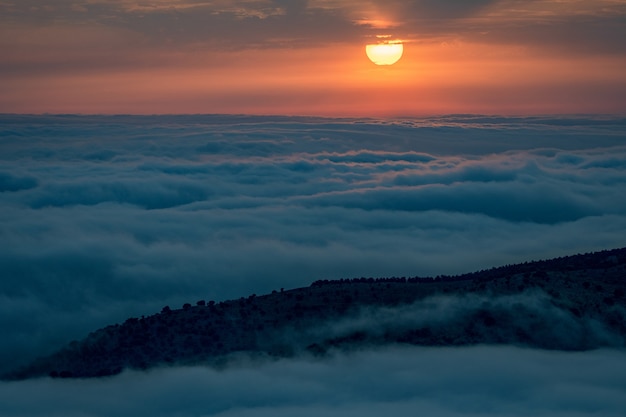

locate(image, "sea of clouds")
(1, 346), (625, 417)
(1, 114), (625, 415)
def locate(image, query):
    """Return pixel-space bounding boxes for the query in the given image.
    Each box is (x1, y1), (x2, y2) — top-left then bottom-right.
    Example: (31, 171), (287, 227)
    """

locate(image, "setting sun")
(366, 42), (404, 66)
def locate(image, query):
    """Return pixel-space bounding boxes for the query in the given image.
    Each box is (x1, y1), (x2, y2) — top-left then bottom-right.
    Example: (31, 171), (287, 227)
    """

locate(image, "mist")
(1, 346), (625, 417)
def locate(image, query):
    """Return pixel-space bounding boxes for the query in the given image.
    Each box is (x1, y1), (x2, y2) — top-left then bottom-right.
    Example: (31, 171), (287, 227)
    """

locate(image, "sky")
(1, 0), (626, 115)
(1, 2), (626, 415)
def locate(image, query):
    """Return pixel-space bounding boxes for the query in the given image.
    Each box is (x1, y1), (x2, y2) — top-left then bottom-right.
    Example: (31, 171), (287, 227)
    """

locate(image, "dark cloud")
(0, 0), (360, 50)
(0, 172), (37, 192)
(28, 179), (210, 209)
(0, 346), (625, 416)
(390, 0), (498, 19)
(297, 181), (603, 224)
(273, 0), (309, 16)
(0, 115), (625, 376)
(378, 0), (626, 56)
(466, 13), (626, 56)
(1, 0), (624, 56)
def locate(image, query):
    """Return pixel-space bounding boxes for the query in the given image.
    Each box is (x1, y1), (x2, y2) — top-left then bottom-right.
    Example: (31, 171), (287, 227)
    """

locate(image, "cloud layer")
(1, 346), (625, 416)
(2, 0), (624, 52)
(1, 114), (625, 374)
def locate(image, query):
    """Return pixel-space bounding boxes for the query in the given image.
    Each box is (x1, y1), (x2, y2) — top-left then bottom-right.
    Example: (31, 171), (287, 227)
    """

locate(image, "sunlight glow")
(366, 42), (404, 66)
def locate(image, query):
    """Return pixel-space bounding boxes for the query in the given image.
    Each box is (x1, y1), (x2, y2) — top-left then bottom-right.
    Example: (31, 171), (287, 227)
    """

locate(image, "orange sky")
(1, 0), (625, 116)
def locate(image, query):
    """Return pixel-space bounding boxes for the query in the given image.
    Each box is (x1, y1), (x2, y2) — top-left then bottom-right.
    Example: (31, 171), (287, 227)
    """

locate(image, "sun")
(366, 41), (403, 66)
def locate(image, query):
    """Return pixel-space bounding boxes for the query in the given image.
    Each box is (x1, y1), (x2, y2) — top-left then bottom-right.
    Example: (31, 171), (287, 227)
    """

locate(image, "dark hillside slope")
(5, 248), (626, 380)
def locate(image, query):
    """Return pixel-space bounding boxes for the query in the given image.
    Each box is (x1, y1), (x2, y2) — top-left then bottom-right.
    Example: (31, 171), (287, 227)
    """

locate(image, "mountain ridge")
(5, 247), (626, 380)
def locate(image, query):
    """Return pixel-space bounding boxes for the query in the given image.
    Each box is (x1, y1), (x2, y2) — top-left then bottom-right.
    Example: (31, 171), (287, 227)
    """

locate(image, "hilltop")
(5, 247), (626, 380)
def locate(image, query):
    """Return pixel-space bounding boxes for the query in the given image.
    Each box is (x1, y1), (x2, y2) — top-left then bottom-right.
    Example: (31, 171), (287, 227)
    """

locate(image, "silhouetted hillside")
(5, 247), (626, 380)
